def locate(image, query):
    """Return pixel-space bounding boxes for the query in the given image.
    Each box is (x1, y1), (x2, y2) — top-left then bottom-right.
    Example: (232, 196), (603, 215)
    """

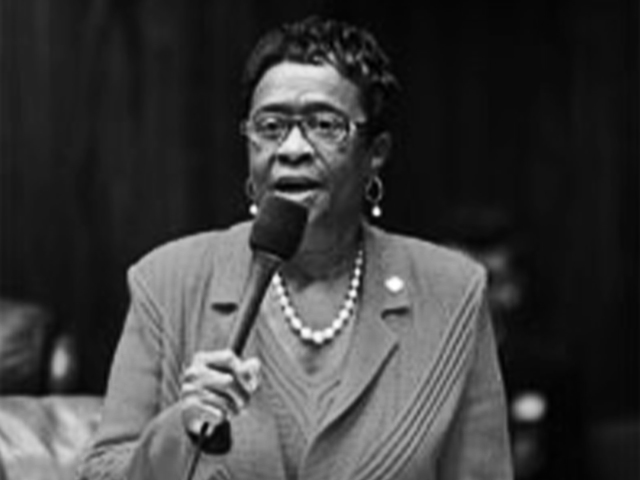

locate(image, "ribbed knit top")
(256, 293), (347, 480)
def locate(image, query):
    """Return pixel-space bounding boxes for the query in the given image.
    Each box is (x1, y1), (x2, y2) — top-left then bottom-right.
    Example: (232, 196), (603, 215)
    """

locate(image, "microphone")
(228, 194), (309, 354)
(186, 194), (308, 457)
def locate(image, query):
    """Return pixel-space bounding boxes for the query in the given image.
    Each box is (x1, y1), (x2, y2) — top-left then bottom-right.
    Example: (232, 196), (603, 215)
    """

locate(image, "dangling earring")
(246, 178), (258, 216)
(365, 175), (384, 218)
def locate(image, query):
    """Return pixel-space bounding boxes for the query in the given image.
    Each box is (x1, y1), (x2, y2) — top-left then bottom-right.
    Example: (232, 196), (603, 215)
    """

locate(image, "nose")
(275, 124), (314, 163)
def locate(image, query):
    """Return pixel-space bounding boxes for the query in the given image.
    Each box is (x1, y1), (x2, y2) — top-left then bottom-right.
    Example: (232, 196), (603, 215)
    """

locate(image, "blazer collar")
(207, 220), (413, 314)
(363, 223), (413, 315)
(208, 221), (253, 310)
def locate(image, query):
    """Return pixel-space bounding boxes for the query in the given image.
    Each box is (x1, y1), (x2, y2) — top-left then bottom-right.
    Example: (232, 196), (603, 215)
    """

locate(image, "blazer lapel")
(300, 225), (416, 480)
(197, 223), (252, 352)
(317, 224), (408, 432)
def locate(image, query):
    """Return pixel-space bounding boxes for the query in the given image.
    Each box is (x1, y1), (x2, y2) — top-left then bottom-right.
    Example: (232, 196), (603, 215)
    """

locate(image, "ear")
(368, 132), (392, 172)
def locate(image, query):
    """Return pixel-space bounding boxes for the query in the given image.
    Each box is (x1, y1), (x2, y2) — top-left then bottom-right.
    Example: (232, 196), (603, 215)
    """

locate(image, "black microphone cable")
(183, 423), (209, 480)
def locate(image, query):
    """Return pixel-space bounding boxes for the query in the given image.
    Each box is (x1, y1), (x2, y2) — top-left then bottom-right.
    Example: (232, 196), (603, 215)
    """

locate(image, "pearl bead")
(291, 316), (302, 330)
(274, 247), (364, 347)
(301, 327), (313, 340)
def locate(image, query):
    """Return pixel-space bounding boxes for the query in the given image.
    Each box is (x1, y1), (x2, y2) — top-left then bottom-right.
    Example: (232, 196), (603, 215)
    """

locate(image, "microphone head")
(250, 194), (308, 261)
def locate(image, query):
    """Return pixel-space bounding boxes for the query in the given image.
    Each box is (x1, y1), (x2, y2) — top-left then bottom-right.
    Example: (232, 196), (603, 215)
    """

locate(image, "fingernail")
(248, 373), (261, 392)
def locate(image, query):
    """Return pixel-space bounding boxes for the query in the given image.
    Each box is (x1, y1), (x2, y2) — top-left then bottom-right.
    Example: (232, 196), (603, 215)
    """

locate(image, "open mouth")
(273, 177), (322, 195)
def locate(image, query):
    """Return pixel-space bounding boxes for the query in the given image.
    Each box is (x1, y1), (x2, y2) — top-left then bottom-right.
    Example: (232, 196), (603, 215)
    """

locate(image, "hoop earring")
(365, 175), (384, 218)
(245, 178), (258, 216)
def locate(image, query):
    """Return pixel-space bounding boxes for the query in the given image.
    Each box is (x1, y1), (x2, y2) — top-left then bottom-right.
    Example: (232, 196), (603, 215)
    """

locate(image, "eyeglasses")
(242, 110), (366, 149)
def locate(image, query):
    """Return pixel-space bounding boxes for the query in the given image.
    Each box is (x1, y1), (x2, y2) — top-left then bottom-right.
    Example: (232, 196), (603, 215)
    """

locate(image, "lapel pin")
(385, 276), (405, 293)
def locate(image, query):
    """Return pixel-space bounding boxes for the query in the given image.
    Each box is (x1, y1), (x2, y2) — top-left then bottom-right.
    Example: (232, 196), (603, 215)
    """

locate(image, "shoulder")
(129, 221), (250, 290)
(374, 227), (488, 315)
(376, 227), (486, 285)
(399, 232), (485, 286)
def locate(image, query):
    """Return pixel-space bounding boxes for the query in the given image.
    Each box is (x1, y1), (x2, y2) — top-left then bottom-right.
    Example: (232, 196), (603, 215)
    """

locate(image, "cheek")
(333, 152), (370, 185)
(248, 149), (270, 186)
(330, 162), (368, 202)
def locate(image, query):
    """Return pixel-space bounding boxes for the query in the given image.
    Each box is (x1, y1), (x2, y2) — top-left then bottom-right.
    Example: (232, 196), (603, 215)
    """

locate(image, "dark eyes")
(253, 113), (347, 139)
(243, 110), (364, 148)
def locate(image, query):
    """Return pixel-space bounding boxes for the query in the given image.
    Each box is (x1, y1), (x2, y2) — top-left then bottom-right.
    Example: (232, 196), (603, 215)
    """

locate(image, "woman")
(79, 17), (513, 480)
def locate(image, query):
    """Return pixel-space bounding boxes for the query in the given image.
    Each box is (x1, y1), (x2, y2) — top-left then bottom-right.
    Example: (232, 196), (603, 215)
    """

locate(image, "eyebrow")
(252, 102), (349, 117)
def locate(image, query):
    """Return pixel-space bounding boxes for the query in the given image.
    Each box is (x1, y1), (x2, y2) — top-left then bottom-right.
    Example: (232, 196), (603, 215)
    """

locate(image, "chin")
(310, 209), (361, 233)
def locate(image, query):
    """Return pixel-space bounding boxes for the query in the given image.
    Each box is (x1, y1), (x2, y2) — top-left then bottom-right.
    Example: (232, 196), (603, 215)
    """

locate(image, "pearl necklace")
(273, 248), (364, 347)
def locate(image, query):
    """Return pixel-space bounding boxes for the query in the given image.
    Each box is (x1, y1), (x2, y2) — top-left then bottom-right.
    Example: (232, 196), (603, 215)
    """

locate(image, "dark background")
(1, 0), (637, 478)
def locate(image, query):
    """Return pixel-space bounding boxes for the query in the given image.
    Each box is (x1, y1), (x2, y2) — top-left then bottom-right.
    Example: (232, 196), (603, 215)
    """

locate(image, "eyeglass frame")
(240, 109), (368, 150)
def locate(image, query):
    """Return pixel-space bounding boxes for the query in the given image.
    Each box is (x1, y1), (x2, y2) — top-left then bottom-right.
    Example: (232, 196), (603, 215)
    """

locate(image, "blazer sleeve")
(76, 265), (203, 480)
(437, 291), (514, 480)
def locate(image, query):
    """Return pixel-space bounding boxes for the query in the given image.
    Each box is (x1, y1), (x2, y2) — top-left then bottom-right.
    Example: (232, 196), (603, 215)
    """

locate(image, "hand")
(180, 349), (261, 437)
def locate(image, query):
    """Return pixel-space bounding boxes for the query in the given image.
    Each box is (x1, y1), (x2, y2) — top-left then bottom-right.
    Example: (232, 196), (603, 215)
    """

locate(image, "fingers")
(235, 357), (262, 395)
(181, 397), (225, 437)
(181, 374), (242, 415)
(180, 350), (262, 428)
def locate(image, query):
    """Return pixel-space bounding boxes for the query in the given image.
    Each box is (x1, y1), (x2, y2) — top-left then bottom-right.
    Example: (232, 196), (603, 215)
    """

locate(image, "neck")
(281, 219), (363, 284)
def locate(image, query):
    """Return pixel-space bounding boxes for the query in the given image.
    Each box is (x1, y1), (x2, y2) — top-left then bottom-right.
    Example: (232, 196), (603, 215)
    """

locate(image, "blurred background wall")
(1, 0), (637, 477)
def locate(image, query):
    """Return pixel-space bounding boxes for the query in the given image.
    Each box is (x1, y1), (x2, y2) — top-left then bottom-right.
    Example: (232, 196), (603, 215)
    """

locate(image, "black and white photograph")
(1, 1), (638, 479)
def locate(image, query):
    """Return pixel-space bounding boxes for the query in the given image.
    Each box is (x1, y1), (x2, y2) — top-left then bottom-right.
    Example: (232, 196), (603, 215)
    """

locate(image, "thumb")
(181, 401), (225, 437)
(237, 357), (262, 394)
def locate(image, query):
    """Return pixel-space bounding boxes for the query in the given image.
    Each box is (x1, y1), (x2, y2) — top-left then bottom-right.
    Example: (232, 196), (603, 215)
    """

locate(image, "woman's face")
(246, 62), (387, 231)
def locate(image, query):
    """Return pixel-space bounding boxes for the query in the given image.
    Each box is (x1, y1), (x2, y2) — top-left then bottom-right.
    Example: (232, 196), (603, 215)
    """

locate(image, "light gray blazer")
(78, 221), (513, 480)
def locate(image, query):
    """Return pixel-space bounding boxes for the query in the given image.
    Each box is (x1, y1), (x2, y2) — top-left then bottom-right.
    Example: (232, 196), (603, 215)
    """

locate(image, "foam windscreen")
(249, 195), (308, 260)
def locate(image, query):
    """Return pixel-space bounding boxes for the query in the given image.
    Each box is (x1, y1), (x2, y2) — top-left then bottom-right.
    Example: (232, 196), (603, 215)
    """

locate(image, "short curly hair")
(242, 16), (400, 138)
